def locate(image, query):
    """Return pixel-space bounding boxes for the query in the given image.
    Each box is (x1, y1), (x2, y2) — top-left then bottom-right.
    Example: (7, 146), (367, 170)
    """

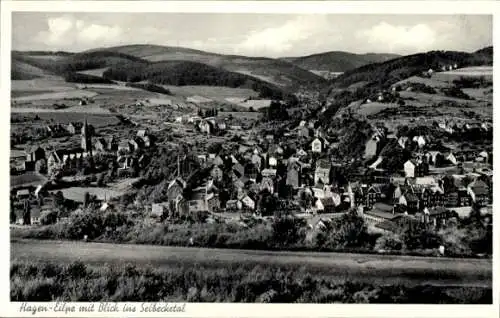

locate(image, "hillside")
(11, 51), (146, 76)
(281, 51), (399, 72)
(90, 44), (326, 88)
(328, 47), (493, 91)
(101, 60), (294, 100)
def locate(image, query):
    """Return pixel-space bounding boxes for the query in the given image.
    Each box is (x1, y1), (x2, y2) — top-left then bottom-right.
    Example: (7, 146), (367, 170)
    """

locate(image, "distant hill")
(89, 44), (326, 88)
(317, 46), (494, 122)
(12, 49), (298, 102)
(102, 60), (294, 100)
(329, 47), (493, 91)
(281, 51), (400, 72)
(12, 51), (146, 76)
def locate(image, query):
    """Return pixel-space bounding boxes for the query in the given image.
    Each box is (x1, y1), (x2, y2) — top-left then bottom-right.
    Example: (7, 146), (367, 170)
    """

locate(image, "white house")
(311, 138), (323, 153)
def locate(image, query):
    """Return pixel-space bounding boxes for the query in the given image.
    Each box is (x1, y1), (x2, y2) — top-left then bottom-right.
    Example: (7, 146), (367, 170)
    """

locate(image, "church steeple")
(81, 117), (92, 152)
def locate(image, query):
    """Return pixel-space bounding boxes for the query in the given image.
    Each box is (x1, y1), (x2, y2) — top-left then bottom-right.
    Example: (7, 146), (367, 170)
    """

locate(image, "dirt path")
(11, 239), (492, 287)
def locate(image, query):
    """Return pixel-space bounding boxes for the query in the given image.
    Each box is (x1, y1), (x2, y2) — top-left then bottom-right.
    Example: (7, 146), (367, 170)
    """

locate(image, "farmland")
(10, 239), (492, 288)
(55, 187), (124, 203)
(11, 111), (118, 126)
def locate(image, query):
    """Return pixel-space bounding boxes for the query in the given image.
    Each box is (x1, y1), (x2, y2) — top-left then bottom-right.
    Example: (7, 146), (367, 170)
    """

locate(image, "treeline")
(64, 72), (115, 84)
(11, 260), (491, 303)
(125, 82), (172, 95)
(103, 60), (293, 101)
(12, 51), (146, 75)
(11, 204), (492, 258)
(453, 76), (493, 89)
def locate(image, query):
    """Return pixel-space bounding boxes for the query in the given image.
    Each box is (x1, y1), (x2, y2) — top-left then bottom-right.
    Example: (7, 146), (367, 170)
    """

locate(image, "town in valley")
(9, 12), (493, 304)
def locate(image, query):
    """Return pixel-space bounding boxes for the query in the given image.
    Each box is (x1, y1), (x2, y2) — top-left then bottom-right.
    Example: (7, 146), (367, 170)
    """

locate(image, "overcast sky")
(12, 13), (492, 57)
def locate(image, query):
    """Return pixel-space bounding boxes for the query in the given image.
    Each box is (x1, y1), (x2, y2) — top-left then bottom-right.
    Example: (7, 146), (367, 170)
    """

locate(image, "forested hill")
(281, 51), (400, 72)
(329, 47), (493, 90)
(102, 60), (296, 101)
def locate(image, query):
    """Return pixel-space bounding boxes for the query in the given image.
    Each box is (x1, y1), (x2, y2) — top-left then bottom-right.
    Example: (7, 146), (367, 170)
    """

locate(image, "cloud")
(357, 22), (438, 53)
(34, 15), (166, 50)
(235, 15), (333, 56)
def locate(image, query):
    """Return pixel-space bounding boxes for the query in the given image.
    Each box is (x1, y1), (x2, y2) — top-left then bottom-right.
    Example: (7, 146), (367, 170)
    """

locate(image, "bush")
(374, 233), (403, 251)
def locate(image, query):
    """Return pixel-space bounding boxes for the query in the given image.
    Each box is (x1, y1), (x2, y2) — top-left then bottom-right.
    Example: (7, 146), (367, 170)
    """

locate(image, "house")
(404, 160), (428, 178)
(199, 120), (214, 135)
(260, 177), (275, 194)
(364, 135), (380, 160)
(261, 168), (277, 178)
(244, 163), (259, 181)
(398, 136), (409, 149)
(412, 135), (427, 148)
(167, 178), (186, 202)
(67, 122), (84, 135)
(296, 148), (307, 157)
(16, 189), (31, 200)
(213, 155), (225, 167)
(315, 197), (336, 214)
(268, 154), (278, 167)
(286, 162), (301, 188)
(46, 124), (68, 137)
(365, 185), (382, 209)
(419, 207), (453, 228)
(241, 195), (255, 210)
(117, 140), (133, 154)
(314, 159), (331, 185)
(47, 148), (88, 175)
(298, 126), (311, 138)
(311, 138), (324, 153)
(137, 129), (148, 138)
(151, 203), (168, 219)
(251, 154), (263, 171)
(210, 165), (224, 182)
(399, 192), (419, 213)
(117, 155), (135, 171)
(446, 152), (458, 165)
(467, 180), (490, 206)
(25, 146), (46, 164)
(233, 163), (245, 177)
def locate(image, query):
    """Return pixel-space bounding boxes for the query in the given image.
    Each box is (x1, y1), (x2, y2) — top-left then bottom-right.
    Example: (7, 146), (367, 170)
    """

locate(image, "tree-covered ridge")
(329, 48), (493, 90)
(102, 60), (295, 101)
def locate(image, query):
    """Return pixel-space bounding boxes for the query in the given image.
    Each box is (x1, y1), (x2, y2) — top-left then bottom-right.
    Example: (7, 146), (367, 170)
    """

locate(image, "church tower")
(81, 117), (92, 153)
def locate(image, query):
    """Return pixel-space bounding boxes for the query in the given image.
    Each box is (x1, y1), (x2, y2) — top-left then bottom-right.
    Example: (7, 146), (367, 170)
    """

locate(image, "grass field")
(55, 187), (124, 202)
(10, 172), (48, 188)
(10, 111), (118, 126)
(358, 102), (398, 116)
(76, 67), (110, 77)
(10, 239), (492, 288)
(11, 77), (75, 92)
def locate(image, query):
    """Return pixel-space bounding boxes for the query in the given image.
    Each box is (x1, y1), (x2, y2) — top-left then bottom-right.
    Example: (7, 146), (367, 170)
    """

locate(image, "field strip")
(11, 239), (492, 287)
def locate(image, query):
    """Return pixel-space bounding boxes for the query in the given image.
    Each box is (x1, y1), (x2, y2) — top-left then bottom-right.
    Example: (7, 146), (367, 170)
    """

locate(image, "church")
(47, 118), (94, 175)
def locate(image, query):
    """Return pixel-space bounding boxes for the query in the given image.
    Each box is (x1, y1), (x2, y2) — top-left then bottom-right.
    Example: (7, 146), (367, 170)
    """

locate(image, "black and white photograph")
(3, 1), (496, 311)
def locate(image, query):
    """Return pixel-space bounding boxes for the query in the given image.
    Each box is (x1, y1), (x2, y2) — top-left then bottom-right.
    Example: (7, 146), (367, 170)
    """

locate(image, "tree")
(83, 192), (91, 208)
(23, 200), (31, 225)
(315, 211), (369, 250)
(35, 159), (47, 174)
(10, 197), (16, 224)
(399, 223), (442, 250)
(271, 216), (306, 248)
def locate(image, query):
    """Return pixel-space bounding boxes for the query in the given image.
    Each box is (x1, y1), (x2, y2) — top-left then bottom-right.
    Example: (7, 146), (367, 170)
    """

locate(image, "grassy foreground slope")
(10, 258), (492, 303)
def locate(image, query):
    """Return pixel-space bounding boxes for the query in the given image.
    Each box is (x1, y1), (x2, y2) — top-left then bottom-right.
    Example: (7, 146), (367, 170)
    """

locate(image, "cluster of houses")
(11, 118), (157, 197)
(150, 114), (492, 235)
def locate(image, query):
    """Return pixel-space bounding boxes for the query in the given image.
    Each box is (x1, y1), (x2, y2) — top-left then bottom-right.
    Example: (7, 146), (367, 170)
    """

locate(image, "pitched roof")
(402, 192), (419, 202)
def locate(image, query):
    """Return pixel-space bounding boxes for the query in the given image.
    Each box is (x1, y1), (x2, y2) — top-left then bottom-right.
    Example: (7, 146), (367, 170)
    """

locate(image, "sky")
(12, 13), (492, 57)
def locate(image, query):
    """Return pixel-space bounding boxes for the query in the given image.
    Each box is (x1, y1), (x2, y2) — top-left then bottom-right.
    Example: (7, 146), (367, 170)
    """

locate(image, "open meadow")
(11, 239), (492, 288)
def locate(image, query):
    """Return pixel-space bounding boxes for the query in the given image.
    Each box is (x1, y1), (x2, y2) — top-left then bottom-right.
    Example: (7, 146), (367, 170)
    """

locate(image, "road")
(11, 239), (492, 287)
